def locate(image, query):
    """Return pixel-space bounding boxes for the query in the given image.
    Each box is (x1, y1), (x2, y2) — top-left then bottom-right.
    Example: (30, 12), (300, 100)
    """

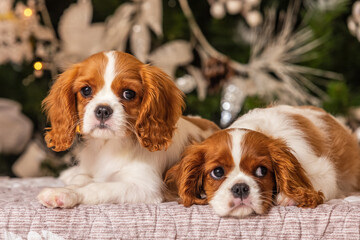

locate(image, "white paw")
(146, 195), (163, 204)
(37, 187), (80, 208)
(276, 193), (297, 206)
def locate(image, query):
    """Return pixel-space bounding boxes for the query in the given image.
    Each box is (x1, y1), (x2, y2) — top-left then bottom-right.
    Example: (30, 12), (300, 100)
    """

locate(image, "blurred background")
(0, 0), (360, 177)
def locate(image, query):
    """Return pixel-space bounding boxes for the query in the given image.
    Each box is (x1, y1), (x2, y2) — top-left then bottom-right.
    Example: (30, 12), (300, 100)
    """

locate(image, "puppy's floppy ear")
(164, 144), (208, 206)
(136, 65), (185, 152)
(269, 139), (324, 208)
(42, 65), (80, 152)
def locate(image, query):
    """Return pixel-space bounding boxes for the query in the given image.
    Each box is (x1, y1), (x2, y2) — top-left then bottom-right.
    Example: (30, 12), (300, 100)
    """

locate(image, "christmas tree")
(1, 0), (360, 176)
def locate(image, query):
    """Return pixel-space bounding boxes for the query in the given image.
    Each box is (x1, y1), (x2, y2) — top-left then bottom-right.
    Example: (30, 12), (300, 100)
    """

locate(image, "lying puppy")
(165, 105), (360, 217)
(37, 51), (219, 208)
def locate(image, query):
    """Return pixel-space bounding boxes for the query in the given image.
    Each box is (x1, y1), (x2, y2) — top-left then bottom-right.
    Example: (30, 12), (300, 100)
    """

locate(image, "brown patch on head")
(73, 53), (108, 126)
(109, 53), (145, 132)
(182, 116), (220, 132)
(43, 52), (108, 151)
(239, 129), (323, 211)
(201, 130), (234, 201)
(164, 130), (234, 205)
(289, 113), (326, 157)
(111, 52), (186, 152)
(112, 78), (143, 128)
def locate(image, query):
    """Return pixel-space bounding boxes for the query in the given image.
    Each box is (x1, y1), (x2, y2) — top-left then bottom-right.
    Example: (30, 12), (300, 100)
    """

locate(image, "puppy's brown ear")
(269, 139), (324, 208)
(164, 144), (208, 206)
(136, 65), (185, 152)
(42, 65), (79, 152)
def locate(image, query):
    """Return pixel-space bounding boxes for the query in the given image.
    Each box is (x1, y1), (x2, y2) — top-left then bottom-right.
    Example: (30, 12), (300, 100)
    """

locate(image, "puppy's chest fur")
(71, 117), (215, 182)
(73, 138), (165, 181)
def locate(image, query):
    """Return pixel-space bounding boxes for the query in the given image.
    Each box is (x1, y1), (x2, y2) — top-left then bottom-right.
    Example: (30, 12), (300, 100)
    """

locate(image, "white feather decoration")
(130, 21), (151, 63)
(104, 3), (136, 52)
(148, 40), (193, 77)
(141, 0), (163, 36)
(56, 0), (105, 68)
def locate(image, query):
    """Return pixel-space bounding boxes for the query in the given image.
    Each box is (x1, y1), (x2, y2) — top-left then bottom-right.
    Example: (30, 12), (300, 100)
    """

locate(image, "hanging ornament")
(207, 0), (262, 27)
(220, 77), (246, 127)
(210, 1), (226, 19)
(202, 57), (234, 92)
(245, 10), (262, 27)
(226, 0), (243, 15)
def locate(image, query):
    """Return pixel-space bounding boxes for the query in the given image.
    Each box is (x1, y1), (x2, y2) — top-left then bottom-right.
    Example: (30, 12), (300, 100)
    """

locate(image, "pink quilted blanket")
(1, 177), (360, 239)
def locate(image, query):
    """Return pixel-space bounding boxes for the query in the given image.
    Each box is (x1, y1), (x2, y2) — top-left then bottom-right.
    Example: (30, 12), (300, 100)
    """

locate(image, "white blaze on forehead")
(104, 51), (117, 89)
(93, 51), (118, 101)
(229, 129), (245, 170)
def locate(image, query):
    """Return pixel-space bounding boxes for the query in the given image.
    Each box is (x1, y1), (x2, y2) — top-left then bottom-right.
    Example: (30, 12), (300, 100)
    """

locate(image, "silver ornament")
(220, 79), (246, 127)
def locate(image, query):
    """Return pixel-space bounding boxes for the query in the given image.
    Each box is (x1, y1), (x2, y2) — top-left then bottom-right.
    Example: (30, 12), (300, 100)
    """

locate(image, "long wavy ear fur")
(42, 66), (79, 152)
(269, 139), (324, 208)
(136, 65), (185, 152)
(164, 144), (208, 206)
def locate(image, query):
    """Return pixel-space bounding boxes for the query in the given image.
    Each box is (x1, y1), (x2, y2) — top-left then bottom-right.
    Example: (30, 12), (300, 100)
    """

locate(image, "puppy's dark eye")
(210, 167), (225, 180)
(254, 166), (267, 178)
(122, 89), (136, 100)
(80, 86), (92, 98)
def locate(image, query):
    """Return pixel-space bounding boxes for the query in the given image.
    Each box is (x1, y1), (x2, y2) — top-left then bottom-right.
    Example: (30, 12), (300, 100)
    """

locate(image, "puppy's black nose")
(231, 183), (250, 200)
(95, 105), (113, 120)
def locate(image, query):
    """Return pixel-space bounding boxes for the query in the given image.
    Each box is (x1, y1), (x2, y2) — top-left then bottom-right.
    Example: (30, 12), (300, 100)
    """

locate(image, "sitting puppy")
(37, 51), (219, 208)
(165, 105), (360, 218)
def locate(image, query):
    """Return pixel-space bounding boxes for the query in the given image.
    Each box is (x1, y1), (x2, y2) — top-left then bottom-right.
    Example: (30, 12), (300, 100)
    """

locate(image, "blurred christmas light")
(33, 61), (43, 71)
(23, 8), (33, 17)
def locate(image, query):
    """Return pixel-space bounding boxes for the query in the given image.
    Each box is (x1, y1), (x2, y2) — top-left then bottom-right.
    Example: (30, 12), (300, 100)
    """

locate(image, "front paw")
(37, 187), (80, 208)
(276, 192), (297, 206)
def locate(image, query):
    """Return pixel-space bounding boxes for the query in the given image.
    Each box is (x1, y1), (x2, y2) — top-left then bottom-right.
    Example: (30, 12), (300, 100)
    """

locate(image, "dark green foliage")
(304, 1), (360, 94)
(240, 96), (268, 115)
(184, 92), (221, 125)
(0, 63), (48, 130)
(323, 81), (350, 115)
(162, 1), (190, 42)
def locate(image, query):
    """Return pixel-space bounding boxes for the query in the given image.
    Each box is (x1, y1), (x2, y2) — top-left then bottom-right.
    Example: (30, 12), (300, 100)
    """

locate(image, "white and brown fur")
(37, 51), (219, 208)
(165, 105), (360, 217)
